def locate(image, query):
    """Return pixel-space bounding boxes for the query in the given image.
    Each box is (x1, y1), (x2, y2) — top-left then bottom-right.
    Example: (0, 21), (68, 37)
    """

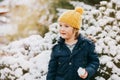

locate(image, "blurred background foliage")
(0, 0), (3, 2)
(0, 0), (108, 45)
(71, 0), (110, 5)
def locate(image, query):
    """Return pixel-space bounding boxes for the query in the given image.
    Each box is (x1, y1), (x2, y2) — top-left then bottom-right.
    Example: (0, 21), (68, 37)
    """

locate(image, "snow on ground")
(0, 35), (52, 80)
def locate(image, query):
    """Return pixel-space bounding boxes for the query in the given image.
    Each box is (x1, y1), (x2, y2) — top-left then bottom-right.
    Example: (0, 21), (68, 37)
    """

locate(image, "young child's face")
(59, 22), (75, 40)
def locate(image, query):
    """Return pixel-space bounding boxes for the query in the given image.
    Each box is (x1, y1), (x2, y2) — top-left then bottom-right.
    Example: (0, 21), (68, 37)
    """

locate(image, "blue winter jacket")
(47, 34), (99, 80)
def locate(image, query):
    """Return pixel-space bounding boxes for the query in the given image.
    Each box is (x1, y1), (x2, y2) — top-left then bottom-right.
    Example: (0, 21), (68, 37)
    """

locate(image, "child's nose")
(60, 26), (65, 31)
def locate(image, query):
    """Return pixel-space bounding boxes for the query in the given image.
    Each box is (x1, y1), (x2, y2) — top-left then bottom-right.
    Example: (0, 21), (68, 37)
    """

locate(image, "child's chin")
(61, 36), (67, 39)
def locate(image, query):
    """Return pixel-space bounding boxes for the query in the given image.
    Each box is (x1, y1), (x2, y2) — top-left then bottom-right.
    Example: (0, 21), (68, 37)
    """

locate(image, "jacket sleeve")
(85, 42), (100, 78)
(47, 46), (58, 80)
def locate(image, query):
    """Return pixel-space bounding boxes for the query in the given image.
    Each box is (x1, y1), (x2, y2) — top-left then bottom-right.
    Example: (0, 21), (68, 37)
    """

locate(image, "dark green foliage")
(49, 0), (74, 22)
(0, 0), (3, 2)
(71, 0), (110, 5)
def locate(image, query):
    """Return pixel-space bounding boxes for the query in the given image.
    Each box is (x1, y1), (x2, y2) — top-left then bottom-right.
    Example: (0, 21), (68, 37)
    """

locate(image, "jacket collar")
(58, 34), (85, 45)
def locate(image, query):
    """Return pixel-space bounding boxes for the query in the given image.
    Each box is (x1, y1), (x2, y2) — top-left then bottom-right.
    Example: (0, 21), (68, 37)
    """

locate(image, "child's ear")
(87, 35), (96, 43)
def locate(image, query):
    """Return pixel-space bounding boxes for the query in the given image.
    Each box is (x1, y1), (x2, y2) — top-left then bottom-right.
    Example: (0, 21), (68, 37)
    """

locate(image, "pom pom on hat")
(75, 7), (84, 15)
(58, 7), (84, 29)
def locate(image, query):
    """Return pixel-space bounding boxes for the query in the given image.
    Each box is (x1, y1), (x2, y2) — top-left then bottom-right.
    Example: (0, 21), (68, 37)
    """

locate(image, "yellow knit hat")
(58, 7), (84, 30)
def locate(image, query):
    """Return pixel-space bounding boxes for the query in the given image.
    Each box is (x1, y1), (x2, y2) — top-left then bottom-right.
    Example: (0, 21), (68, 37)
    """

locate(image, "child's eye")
(59, 24), (62, 27)
(65, 25), (69, 28)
